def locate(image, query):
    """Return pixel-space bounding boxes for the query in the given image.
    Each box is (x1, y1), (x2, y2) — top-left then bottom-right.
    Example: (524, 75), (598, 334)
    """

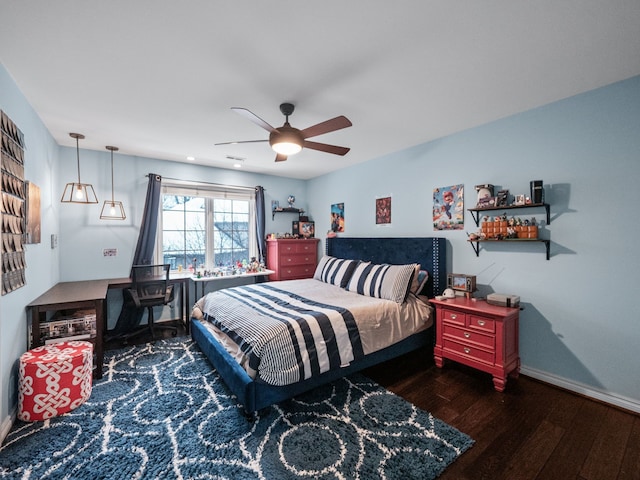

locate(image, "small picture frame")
(300, 221), (315, 238)
(292, 221), (300, 236)
(514, 194), (526, 206)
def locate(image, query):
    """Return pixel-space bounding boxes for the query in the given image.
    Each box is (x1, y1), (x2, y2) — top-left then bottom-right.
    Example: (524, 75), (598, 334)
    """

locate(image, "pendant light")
(99, 146), (126, 220)
(61, 133), (98, 203)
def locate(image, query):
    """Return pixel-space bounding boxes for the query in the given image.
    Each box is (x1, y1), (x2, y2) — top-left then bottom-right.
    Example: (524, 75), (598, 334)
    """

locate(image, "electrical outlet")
(51, 234), (58, 249)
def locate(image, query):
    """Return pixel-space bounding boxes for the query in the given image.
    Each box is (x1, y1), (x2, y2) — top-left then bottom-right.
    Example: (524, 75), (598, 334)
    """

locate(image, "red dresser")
(267, 238), (320, 281)
(431, 297), (520, 391)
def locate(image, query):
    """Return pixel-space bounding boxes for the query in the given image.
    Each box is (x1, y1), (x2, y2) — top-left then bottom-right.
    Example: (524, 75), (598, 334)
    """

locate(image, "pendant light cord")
(75, 135), (81, 184)
(110, 149), (115, 202)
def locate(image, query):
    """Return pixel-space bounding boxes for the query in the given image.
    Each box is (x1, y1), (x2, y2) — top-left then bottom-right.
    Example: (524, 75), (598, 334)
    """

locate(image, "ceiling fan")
(215, 103), (352, 162)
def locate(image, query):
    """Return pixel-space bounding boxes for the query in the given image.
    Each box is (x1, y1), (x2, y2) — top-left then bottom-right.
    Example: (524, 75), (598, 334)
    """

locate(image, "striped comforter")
(199, 279), (432, 386)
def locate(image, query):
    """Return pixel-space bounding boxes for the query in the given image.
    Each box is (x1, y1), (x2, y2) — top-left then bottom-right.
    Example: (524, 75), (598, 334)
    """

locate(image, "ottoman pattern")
(18, 341), (93, 421)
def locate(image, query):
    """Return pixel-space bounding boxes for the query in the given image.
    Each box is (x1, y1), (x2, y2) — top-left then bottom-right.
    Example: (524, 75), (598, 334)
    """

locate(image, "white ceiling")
(1, 1), (639, 180)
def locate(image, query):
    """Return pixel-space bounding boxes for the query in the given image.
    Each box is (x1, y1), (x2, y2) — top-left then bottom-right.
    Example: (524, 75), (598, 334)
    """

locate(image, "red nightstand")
(431, 296), (520, 391)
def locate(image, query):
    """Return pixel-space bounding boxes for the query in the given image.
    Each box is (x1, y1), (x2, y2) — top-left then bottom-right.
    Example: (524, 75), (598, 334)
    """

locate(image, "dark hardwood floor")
(363, 348), (640, 480)
(106, 327), (640, 480)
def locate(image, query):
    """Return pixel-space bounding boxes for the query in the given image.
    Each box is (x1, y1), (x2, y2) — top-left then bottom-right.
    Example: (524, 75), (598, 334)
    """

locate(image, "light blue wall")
(0, 62), (307, 431)
(56, 148), (308, 282)
(0, 64), (61, 430)
(307, 75), (640, 410)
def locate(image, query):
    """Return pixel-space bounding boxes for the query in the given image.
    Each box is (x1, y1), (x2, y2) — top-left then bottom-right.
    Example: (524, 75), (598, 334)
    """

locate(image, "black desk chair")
(121, 264), (178, 341)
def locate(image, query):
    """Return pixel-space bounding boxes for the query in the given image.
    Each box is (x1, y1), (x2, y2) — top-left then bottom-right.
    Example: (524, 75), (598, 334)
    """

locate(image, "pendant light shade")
(61, 133), (98, 204)
(100, 146), (126, 220)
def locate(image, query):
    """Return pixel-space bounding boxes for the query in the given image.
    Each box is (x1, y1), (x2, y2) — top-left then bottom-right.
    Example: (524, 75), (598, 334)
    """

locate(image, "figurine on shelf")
(467, 232), (480, 241)
(287, 195), (296, 207)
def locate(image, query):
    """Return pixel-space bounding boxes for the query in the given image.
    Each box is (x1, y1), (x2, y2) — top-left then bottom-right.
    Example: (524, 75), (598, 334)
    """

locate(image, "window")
(157, 184), (256, 271)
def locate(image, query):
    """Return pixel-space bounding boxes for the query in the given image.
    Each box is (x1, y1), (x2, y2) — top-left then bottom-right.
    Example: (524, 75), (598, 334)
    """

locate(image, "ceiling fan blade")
(231, 107), (277, 133)
(275, 153), (288, 162)
(214, 139), (268, 146)
(301, 115), (352, 139)
(304, 140), (350, 156)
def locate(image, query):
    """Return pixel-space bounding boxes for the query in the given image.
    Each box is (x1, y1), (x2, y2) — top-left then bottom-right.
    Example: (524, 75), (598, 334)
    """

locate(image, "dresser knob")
(464, 332), (471, 338)
(464, 347), (471, 354)
(451, 314), (457, 320)
(477, 320), (485, 326)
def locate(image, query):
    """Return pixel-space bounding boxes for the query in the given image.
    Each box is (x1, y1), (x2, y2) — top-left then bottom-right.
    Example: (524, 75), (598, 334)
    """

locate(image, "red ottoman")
(18, 341), (93, 422)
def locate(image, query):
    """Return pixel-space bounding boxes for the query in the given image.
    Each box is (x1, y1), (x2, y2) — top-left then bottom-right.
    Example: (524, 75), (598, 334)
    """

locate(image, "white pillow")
(313, 256), (359, 288)
(346, 262), (417, 304)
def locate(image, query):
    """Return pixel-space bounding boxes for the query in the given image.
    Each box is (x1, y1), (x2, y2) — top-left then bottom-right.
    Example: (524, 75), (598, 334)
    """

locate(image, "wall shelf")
(272, 207), (304, 220)
(468, 202), (551, 260)
(468, 238), (551, 260)
(468, 202), (550, 226)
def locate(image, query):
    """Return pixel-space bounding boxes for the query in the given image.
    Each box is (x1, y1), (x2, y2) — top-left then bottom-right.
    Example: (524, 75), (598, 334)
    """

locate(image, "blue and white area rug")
(1, 337), (473, 479)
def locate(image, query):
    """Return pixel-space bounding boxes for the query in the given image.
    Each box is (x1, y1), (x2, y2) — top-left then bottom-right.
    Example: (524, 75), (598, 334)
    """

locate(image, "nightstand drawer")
(442, 308), (465, 326)
(443, 338), (495, 365)
(442, 324), (495, 351)
(468, 314), (495, 333)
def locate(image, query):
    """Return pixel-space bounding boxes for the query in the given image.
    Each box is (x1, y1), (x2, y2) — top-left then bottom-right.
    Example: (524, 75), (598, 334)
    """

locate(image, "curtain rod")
(145, 174), (262, 192)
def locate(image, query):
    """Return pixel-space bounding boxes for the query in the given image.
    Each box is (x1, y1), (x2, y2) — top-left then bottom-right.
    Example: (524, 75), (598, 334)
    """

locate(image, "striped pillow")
(313, 256), (359, 288)
(346, 262), (418, 304)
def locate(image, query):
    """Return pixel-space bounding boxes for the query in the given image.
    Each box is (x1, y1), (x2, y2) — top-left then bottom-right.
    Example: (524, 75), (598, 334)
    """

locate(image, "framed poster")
(376, 196), (391, 225)
(300, 221), (315, 238)
(433, 184), (464, 230)
(330, 203), (345, 232)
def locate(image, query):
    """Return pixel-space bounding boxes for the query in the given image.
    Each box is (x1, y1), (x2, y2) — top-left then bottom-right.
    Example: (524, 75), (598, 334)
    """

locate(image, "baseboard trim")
(0, 409), (16, 445)
(521, 366), (640, 415)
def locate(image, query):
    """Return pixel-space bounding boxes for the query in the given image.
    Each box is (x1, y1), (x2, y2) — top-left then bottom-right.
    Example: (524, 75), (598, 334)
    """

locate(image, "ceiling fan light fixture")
(269, 126), (304, 156)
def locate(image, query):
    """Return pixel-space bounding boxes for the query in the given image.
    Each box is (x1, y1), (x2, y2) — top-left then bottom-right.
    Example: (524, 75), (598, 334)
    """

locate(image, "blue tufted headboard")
(325, 237), (446, 298)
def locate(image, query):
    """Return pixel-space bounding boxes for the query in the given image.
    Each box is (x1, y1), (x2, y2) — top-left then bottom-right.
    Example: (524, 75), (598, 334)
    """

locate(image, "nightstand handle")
(477, 320), (485, 326)
(464, 332), (471, 338)
(464, 347), (471, 354)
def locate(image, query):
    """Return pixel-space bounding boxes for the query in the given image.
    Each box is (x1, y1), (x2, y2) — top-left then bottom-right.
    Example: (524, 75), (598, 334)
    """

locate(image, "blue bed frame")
(191, 237), (446, 415)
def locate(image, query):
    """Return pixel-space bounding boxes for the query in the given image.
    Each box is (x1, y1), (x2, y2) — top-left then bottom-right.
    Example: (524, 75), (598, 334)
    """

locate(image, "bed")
(191, 236), (446, 415)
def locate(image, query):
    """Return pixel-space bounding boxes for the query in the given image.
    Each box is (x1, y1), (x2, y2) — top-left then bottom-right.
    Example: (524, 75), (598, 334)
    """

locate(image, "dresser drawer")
(279, 242), (316, 255)
(442, 324), (495, 351)
(279, 253), (315, 266)
(442, 308), (465, 326)
(468, 314), (495, 333)
(443, 338), (495, 365)
(278, 264), (316, 280)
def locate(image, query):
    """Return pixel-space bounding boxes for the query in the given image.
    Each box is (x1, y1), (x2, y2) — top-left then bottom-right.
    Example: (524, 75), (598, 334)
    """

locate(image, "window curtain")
(110, 173), (161, 336)
(255, 186), (266, 264)
(131, 174), (162, 271)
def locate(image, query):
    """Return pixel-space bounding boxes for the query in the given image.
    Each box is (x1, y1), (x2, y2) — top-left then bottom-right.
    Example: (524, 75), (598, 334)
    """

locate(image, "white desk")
(191, 270), (275, 298)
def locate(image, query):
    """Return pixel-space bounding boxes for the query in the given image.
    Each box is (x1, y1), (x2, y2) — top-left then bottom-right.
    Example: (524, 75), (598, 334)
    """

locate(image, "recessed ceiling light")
(186, 156), (195, 161)
(226, 155), (245, 168)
